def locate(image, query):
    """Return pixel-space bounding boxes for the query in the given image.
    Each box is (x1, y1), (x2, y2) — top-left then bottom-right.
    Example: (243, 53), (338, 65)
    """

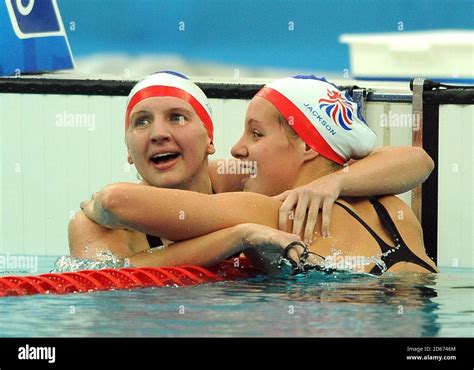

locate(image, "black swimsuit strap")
(369, 198), (406, 248)
(334, 200), (390, 248)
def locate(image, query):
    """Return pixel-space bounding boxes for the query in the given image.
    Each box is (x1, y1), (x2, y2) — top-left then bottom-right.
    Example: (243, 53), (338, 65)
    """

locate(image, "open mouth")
(149, 152), (181, 170)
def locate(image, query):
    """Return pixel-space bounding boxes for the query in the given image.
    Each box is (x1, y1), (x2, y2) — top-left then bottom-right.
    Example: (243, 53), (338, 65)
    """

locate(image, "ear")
(303, 144), (319, 162)
(124, 135), (133, 163)
(206, 140), (216, 155)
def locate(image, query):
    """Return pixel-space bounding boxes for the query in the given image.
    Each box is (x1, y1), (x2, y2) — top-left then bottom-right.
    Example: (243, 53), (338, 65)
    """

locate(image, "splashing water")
(52, 250), (130, 273)
(320, 249), (388, 274)
(51, 247), (391, 276)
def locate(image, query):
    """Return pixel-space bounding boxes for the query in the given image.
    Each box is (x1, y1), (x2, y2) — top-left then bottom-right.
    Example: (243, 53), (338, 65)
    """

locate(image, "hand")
(239, 223), (319, 274)
(80, 189), (119, 228)
(272, 174), (343, 243)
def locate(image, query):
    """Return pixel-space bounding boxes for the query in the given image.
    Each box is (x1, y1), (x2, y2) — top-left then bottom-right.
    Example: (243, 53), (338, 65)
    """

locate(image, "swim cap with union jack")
(256, 75), (376, 164)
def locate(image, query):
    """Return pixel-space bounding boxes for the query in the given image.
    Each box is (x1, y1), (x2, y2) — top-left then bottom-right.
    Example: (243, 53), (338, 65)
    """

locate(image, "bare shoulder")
(68, 210), (137, 259)
(337, 195), (424, 246)
(336, 196), (436, 273)
(374, 195), (421, 226)
(341, 195), (418, 225)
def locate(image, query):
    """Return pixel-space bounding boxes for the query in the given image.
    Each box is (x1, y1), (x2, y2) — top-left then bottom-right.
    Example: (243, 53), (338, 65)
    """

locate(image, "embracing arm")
(130, 222), (303, 273)
(69, 208), (300, 272)
(130, 225), (246, 267)
(69, 207), (246, 266)
(83, 183), (281, 241)
(274, 146), (434, 240)
(211, 147), (434, 195)
(336, 146), (434, 196)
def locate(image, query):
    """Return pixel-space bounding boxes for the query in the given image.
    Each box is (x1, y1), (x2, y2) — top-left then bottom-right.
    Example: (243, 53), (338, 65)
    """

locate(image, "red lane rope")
(2, 276), (47, 295)
(0, 258), (260, 297)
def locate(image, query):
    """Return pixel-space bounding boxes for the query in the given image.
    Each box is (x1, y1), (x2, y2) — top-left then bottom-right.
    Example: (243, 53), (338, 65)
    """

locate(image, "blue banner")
(0, 0), (74, 76)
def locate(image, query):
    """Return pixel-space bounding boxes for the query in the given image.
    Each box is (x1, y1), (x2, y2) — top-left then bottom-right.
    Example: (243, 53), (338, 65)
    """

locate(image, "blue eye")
(134, 118), (151, 127)
(170, 114), (186, 123)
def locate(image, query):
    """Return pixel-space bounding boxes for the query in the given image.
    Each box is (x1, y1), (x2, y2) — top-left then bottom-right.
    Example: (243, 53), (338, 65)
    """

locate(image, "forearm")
(336, 146), (434, 196)
(101, 183), (280, 241)
(129, 224), (246, 268)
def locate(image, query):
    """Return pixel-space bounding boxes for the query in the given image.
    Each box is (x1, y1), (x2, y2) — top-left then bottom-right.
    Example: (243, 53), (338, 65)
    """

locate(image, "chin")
(159, 179), (186, 189)
(146, 175), (183, 189)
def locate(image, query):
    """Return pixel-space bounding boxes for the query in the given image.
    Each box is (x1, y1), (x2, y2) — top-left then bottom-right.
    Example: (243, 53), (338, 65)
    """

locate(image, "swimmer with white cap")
(231, 75), (377, 196)
(77, 73), (436, 274)
(125, 71), (215, 192)
(254, 75), (376, 164)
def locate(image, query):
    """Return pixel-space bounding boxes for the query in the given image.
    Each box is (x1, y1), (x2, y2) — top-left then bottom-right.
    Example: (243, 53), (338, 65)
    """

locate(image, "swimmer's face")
(231, 96), (305, 196)
(126, 96), (214, 189)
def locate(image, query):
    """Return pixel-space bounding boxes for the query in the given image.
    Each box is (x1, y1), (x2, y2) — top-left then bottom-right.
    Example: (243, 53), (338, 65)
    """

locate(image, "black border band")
(0, 77), (362, 100)
(422, 103), (440, 263)
(424, 89), (474, 105)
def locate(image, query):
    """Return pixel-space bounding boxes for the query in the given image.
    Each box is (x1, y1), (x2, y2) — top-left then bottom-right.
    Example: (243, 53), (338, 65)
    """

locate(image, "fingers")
(285, 242), (304, 264)
(292, 196), (310, 237)
(80, 193), (96, 211)
(303, 198), (321, 244)
(285, 246), (300, 263)
(278, 192), (297, 232)
(272, 190), (289, 202)
(278, 188), (335, 241)
(80, 200), (97, 223)
(321, 199), (334, 237)
(81, 200), (93, 217)
(80, 200), (88, 211)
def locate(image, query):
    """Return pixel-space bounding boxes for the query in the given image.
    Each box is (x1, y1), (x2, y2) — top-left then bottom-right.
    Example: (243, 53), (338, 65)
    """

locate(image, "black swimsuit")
(146, 234), (164, 249)
(334, 198), (437, 275)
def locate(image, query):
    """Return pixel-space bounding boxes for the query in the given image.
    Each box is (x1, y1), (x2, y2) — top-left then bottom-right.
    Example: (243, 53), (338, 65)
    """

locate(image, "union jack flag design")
(319, 90), (354, 131)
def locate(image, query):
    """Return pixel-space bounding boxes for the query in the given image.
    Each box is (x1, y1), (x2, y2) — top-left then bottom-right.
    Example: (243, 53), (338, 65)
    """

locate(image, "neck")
(179, 163), (214, 194)
(291, 156), (339, 189)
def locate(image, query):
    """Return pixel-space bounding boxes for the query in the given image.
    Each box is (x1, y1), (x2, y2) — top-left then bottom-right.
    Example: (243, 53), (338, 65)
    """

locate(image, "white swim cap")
(256, 75), (376, 164)
(125, 71), (214, 141)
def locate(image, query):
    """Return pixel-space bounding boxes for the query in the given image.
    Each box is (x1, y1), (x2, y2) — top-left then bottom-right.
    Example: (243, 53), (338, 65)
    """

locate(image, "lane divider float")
(0, 258), (260, 297)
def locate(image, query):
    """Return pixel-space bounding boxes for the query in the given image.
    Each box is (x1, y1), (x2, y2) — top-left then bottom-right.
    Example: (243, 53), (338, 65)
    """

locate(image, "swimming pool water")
(0, 257), (472, 337)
